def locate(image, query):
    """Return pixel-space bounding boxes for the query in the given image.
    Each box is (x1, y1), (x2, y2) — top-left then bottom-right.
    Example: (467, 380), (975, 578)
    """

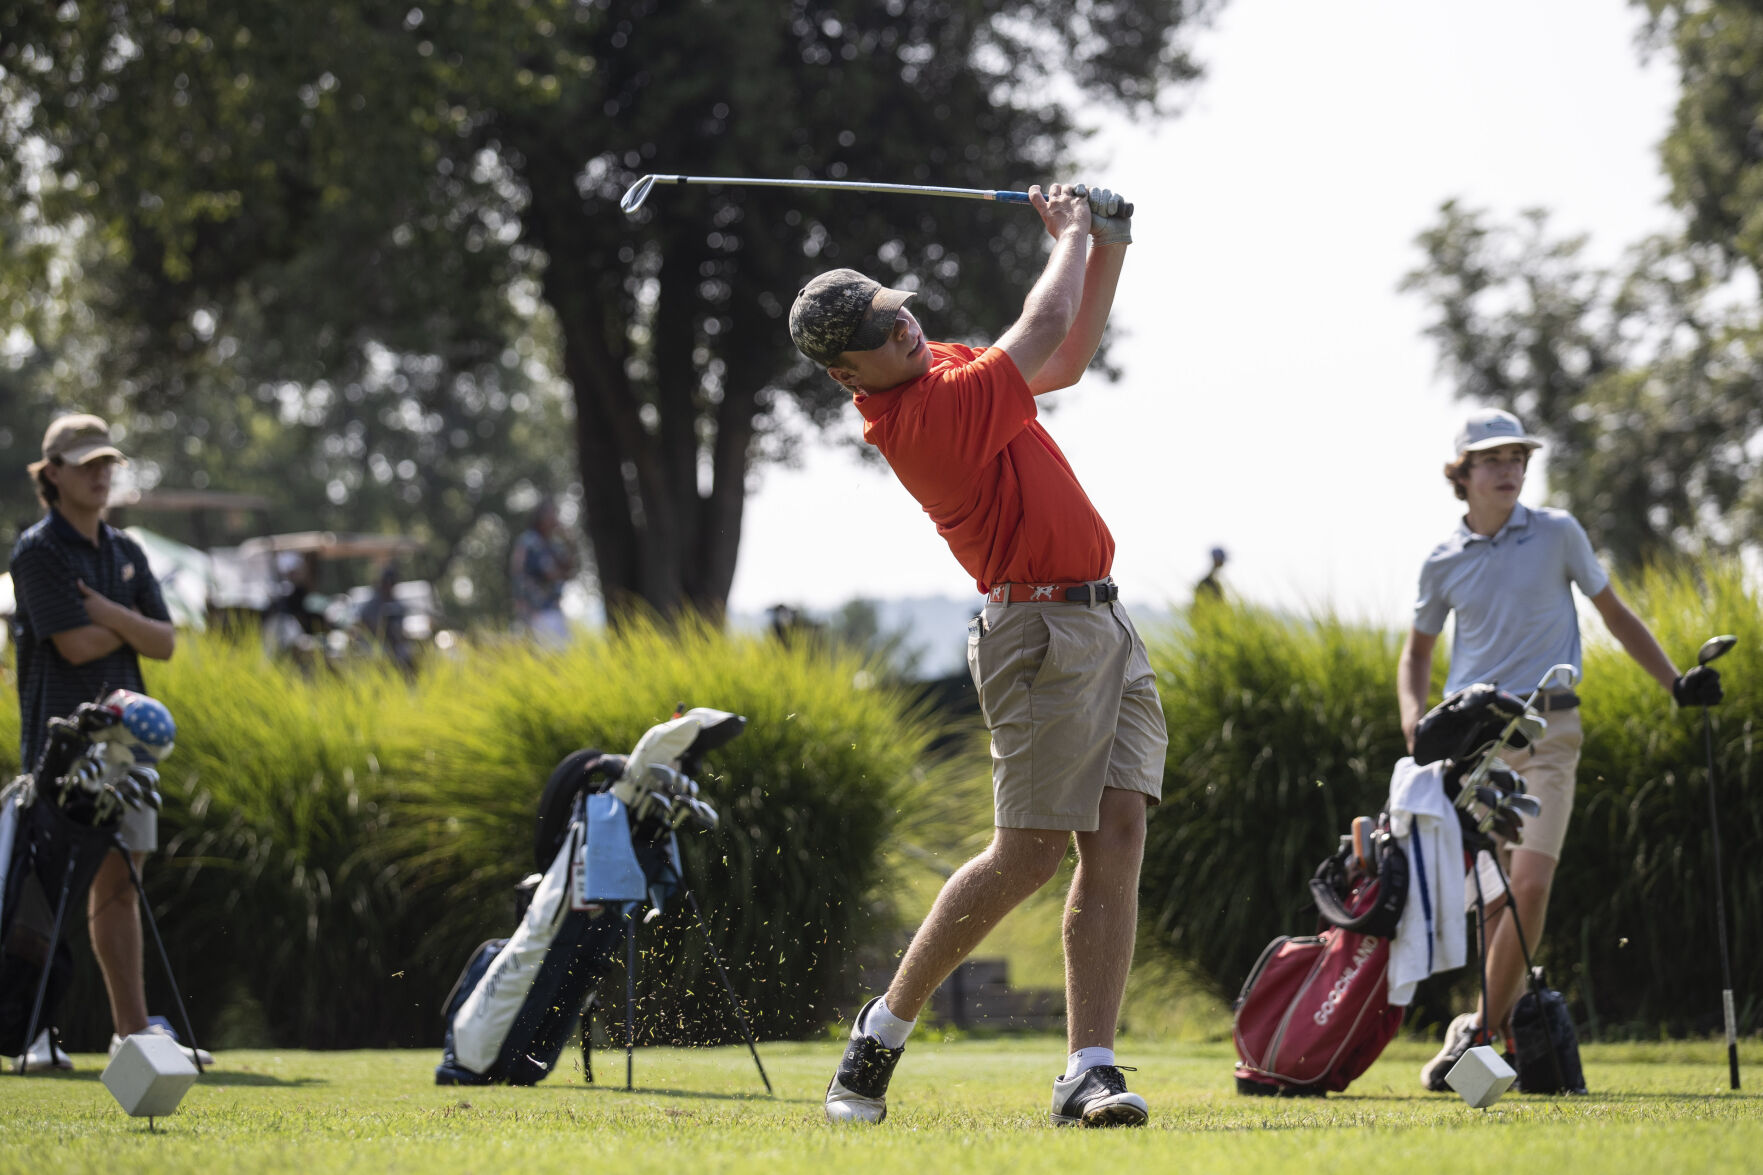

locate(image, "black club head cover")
(1413, 683), (1532, 767)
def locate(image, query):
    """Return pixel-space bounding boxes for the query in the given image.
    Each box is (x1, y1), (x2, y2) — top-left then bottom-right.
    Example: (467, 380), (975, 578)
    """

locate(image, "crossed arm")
(50, 581), (176, 665)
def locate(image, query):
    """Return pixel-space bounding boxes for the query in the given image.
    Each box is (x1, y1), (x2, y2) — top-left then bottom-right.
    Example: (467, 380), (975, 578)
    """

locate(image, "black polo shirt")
(8, 509), (169, 773)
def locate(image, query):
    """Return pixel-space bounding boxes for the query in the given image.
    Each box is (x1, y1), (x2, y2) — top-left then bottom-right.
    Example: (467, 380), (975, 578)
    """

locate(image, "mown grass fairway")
(2, 1038), (1758, 1173)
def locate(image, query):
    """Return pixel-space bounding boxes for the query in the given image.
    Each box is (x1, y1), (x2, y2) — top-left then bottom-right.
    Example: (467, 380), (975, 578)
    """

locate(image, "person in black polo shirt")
(9, 414), (208, 1068)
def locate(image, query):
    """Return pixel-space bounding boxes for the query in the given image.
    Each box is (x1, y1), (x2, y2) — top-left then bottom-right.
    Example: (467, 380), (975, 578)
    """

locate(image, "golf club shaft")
(1702, 708), (1741, 1090)
(621, 173), (1032, 214)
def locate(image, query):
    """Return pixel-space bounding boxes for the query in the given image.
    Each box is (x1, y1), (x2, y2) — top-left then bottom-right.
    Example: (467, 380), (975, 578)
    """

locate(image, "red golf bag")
(1233, 829), (1407, 1096)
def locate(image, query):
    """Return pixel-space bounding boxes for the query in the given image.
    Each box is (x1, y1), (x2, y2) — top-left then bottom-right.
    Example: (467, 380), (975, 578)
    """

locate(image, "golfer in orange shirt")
(790, 183), (1165, 1127)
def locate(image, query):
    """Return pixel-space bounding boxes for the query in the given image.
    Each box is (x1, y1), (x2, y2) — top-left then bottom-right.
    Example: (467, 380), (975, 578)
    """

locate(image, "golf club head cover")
(1413, 684), (1531, 767)
(1088, 186), (1133, 245)
(1672, 665), (1723, 706)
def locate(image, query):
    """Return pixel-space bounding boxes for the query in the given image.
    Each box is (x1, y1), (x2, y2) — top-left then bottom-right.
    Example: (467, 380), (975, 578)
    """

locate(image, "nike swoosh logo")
(1515, 535), (1534, 545)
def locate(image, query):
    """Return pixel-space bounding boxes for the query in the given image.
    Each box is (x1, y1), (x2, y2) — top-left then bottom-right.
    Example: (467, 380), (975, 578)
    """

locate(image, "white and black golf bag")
(1, 691), (175, 1062)
(435, 707), (742, 1087)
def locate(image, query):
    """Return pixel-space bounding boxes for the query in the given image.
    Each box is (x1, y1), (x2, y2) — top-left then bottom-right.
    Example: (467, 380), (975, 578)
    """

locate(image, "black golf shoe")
(1049, 1064), (1148, 1127)
(825, 997), (904, 1123)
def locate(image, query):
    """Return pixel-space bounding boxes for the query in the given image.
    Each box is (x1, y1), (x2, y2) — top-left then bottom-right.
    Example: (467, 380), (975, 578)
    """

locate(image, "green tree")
(0, 0), (1221, 619)
(1403, 2), (1763, 575)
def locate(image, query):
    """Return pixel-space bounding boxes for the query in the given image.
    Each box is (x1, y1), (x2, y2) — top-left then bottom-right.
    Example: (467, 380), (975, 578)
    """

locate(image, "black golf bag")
(1, 691), (176, 1061)
(435, 707), (742, 1087)
(1510, 968), (1586, 1094)
(0, 784), (114, 1055)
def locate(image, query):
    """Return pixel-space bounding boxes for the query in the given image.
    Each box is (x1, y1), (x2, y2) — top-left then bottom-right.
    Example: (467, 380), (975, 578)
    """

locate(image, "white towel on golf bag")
(1385, 758), (1467, 1006)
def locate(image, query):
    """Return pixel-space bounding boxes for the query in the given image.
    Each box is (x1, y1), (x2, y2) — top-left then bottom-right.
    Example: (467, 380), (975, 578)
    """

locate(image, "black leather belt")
(1538, 691), (1579, 712)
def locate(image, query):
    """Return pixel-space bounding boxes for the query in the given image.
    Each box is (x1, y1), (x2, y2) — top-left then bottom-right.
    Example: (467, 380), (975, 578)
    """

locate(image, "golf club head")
(1535, 663), (1581, 694)
(1506, 794), (1543, 819)
(1698, 634), (1738, 665)
(1516, 712), (1547, 745)
(620, 174), (656, 214)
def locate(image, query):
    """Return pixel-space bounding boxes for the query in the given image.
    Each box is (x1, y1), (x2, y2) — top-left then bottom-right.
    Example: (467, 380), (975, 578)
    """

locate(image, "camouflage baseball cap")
(789, 269), (915, 367)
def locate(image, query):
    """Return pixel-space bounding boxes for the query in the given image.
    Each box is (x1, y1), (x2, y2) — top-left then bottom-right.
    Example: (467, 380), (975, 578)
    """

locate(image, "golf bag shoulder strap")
(1310, 841), (1408, 939)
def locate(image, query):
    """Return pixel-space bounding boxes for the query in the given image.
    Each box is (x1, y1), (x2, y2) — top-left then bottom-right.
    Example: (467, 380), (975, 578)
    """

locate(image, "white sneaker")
(15, 1028), (74, 1072)
(1049, 1064), (1148, 1127)
(111, 1020), (214, 1067)
(1421, 1012), (1484, 1092)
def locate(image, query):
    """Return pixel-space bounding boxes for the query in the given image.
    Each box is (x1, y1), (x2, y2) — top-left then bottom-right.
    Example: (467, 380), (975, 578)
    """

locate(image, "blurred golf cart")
(238, 532), (445, 673)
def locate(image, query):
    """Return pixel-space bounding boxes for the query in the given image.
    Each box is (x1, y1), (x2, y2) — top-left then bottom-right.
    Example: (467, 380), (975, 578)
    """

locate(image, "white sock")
(1066, 1046), (1115, 1080)
(860, 998), (916, 1050)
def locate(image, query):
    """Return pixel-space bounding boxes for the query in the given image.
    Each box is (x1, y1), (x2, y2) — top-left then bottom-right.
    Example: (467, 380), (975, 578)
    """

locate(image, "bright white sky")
(727, 0), (1680, 627)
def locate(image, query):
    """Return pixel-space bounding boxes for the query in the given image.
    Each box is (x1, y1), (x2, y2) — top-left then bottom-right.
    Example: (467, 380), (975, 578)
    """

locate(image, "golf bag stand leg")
(119, 843), (205, 1074)
(579, 990), (599, 1084)
(626, 904), (637, 1092)
(683, 889), (771, 1094)
(1487, 853), (1567, 1092)
(1471, 864), (1491, 1048)
(15, 850), (82, 1076)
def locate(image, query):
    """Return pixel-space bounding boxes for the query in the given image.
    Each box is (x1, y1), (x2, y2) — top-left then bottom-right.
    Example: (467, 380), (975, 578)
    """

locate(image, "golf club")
(619, 173), (1132, 218)
(1694, 633), (1740, 1090)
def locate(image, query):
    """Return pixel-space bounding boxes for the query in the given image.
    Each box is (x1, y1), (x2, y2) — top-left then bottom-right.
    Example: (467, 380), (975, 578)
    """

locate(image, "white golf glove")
(1088, 187), (1133, 246)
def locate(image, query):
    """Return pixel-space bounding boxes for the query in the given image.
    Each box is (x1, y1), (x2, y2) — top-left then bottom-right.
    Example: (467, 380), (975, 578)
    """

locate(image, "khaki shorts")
(1497, 706), (1582, 861)
(965, 596), (1167, 832)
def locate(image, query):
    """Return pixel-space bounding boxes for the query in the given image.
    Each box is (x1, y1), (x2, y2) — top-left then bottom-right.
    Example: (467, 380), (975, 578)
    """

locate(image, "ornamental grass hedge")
(1, 618), (978, 1050)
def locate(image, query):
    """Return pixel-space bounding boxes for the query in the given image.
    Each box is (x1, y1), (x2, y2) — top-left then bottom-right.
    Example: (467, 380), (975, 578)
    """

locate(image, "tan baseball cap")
(31, 413), (128, 472)
(789, 269), (915, 367)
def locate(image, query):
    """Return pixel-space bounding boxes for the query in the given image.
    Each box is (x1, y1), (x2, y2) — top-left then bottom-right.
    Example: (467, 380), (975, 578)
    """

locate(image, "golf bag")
(1233, 828), (1409, 1097)
(1, 691), (175, 1060)
(0, 783), (115, 1056)
(1510, 968), (1586, 1094)
(435, 708), (740, 1087)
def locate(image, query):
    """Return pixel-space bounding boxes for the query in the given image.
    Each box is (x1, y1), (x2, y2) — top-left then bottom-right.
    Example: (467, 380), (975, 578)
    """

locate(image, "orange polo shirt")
(853, 341), (1114, 594)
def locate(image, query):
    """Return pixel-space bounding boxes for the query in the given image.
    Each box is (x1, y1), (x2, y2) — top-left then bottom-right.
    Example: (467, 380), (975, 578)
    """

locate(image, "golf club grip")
(994, 192), (1136, 217)
(1726, 990), (1741, 1089)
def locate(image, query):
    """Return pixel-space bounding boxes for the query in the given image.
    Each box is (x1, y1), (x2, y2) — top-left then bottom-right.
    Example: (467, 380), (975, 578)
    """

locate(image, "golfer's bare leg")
(884, 827), (1069, 1019)
(89, 850), (149, 1037)
(1065, 787), (1147, 1051)
(1479, 848), (1556, 1034)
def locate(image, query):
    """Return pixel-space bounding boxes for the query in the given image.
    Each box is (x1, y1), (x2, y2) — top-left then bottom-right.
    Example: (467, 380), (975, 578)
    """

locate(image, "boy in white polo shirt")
(1396, 408), (1722, 1090)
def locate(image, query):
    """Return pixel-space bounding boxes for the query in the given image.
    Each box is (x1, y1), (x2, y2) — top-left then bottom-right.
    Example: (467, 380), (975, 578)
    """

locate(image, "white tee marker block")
(101, 1033), (199, 1119)
(1446, 1044), (1517, 1109)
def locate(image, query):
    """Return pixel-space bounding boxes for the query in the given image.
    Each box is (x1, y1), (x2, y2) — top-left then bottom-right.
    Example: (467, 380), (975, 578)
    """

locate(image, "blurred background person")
(509, 497), (577, 649)
(1193, 546), (1228, 606)
(357, 562), (414, 674)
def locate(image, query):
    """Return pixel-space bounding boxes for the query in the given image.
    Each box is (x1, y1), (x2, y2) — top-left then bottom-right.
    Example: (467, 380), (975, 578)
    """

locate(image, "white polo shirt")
(1413, 504), (1610, 696)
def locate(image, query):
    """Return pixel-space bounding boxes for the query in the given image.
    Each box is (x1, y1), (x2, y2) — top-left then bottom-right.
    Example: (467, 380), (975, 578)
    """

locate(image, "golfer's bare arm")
(1029, 243), (1127, 395)
(1588, 587), (1679, 692)
(1397, 628), (1438, 751)
(993, 185), (1091, 387)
